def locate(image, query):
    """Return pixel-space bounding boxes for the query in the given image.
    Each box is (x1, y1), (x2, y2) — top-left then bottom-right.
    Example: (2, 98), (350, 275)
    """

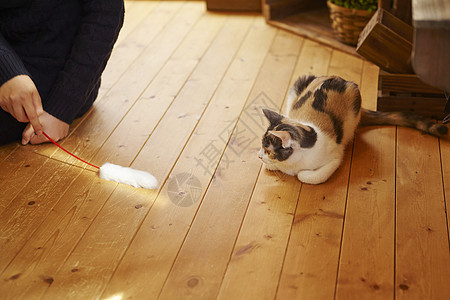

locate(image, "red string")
(42, 131), (100, 169)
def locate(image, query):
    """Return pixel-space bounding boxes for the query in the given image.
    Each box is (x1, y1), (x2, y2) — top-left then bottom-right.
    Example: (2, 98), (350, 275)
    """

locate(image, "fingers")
(0, 75), (43, 132)
(29, 132), (49, 145)
(12, 90), (43, 133)
(21, 123), (34, 145)
(33, 91), (44, 116)
(21, 111), (70, 145)
(24, 93), (43, 134)
(22, 124), (48, 145)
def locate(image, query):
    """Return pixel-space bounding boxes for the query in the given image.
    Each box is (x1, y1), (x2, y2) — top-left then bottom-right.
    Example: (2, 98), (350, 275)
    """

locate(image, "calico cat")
(258, 75), (448, 184)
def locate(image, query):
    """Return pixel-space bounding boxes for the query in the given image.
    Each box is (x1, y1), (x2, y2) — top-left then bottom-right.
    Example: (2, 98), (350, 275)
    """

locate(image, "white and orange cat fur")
(258, 75), (448, 184)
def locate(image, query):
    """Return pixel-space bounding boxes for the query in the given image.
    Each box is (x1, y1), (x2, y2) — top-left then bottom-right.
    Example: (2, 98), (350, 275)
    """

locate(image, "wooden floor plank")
(46, 14), (259, 300)
(277, 49), (363, 300)
(39, 185), (157, 300)
(288, 39), (333, 79)
(216, 40), (328, 300)
(0, 149), (49, 216)
(335, 126), (395, 299)
(360, 61), (379, 111)
(396, 129), (450, 299)
(159, 30), (302, 300)
(0, 156), (82, 273)
(27, 14), (226, 298)
(0, 170), (116, 299)
(120, 14), (256, 181)
(216, 173), (300, 300)
(440, 136), (450, 240)
(98, 1), (178, 99)
(0, 143), (18, 163)
(101, 17), (276, 300)
(114, 1), (157, 46)
(335, 59), (396, 299)
(91, 11), (227, 167)
(100, 15), (255, 300)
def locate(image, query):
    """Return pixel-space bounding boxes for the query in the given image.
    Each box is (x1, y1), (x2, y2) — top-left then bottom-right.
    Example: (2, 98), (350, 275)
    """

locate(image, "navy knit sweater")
(0, 0), (124, 124)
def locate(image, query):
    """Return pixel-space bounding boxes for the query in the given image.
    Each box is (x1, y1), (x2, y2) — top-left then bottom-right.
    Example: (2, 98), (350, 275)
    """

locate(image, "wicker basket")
(327, 1), (375, 46)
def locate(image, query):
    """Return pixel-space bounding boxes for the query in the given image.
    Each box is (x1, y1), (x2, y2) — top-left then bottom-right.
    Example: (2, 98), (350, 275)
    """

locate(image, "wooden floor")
(1, 1), (450, 299)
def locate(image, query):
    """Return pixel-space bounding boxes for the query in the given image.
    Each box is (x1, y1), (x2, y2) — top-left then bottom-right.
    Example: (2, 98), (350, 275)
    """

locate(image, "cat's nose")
(258, 150), (263, 159)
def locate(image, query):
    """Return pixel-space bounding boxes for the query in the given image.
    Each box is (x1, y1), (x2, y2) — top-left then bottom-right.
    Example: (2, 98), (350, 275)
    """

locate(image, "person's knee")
(0, 110), (27, 145)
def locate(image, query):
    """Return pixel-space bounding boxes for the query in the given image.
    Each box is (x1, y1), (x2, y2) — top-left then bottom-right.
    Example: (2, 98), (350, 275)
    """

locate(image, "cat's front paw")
(297, 170), (327, 185)
(264, 163), (279, 171)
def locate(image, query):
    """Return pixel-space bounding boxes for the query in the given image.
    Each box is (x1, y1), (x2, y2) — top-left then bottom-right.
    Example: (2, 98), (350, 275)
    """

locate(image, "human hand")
(0, 75), (43, 134)
(22, 111), (69, 145)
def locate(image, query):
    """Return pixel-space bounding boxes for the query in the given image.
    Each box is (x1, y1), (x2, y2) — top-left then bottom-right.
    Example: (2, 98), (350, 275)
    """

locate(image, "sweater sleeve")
(0, 32), (31, 87)
(44, 0), (124, 124)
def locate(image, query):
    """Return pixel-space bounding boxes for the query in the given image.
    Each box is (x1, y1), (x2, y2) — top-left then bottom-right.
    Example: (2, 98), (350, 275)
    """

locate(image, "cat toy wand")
(42, 132), (157, 189)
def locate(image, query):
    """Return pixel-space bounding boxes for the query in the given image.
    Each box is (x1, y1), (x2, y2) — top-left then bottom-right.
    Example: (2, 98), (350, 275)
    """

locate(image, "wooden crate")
(357, 9), (414, 74)
(377, 72), (447, 119)
(206, 0), (261, 12)
(262, 0), (359, 56)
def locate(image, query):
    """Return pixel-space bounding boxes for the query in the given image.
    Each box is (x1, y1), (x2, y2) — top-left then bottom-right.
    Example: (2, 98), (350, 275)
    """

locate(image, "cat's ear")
(262, 109), (283, 127)
(269, 130), (292, 148)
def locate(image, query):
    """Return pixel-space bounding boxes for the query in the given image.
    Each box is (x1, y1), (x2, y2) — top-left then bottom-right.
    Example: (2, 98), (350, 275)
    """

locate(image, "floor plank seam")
(437, 138), (450, 249)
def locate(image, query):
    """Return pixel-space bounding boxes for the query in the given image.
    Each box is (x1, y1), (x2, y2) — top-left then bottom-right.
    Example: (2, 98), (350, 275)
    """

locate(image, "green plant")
(329, 0), (378, 11)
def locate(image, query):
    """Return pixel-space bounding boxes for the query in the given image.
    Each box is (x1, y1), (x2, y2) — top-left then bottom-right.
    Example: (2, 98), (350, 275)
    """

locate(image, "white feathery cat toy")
(43, 132), (157, 189)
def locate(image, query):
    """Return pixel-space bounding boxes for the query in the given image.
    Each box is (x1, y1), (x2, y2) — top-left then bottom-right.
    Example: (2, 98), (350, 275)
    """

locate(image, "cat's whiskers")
(262, 161), (284, 181)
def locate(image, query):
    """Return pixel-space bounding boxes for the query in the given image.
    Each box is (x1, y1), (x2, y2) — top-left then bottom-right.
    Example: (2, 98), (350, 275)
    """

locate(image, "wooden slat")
(123, 15), (255, 181)
(98, 1), (178, 99)
(361, 61), (380, 110)
(47, 15), (258, 300)
(216, 38), (328, 300)
(115, 1), (157, 46)
(217, 173), (300, 300)
(0, 143), (18, 163)
(396, 128), (450, 299)
(37, 8), (230, 300)
(377, 96), (446, 119)
(441, 136), (450, 239)
(40, 185), (157, 300)
(0, 156), (82, 273)
(269, 39), (328, 299)
(336, 60), (395, 300)
(335, 127), (395, 299)
(0, 170), (116, 299)
(159, 30), (302, 300)
(101, 17), (275, 300)
(289, 38), (333, 79)
(14, 14), (227, 298)
(92, 12), (227, 167)
(0, 148), (47, 216)
(379, 73), (443, 94)
(277, 49), (363, 299)
(206, 0), (262, 11)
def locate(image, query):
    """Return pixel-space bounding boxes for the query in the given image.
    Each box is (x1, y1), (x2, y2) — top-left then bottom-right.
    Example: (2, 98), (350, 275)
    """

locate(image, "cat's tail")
(360, 108), (448, 136)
